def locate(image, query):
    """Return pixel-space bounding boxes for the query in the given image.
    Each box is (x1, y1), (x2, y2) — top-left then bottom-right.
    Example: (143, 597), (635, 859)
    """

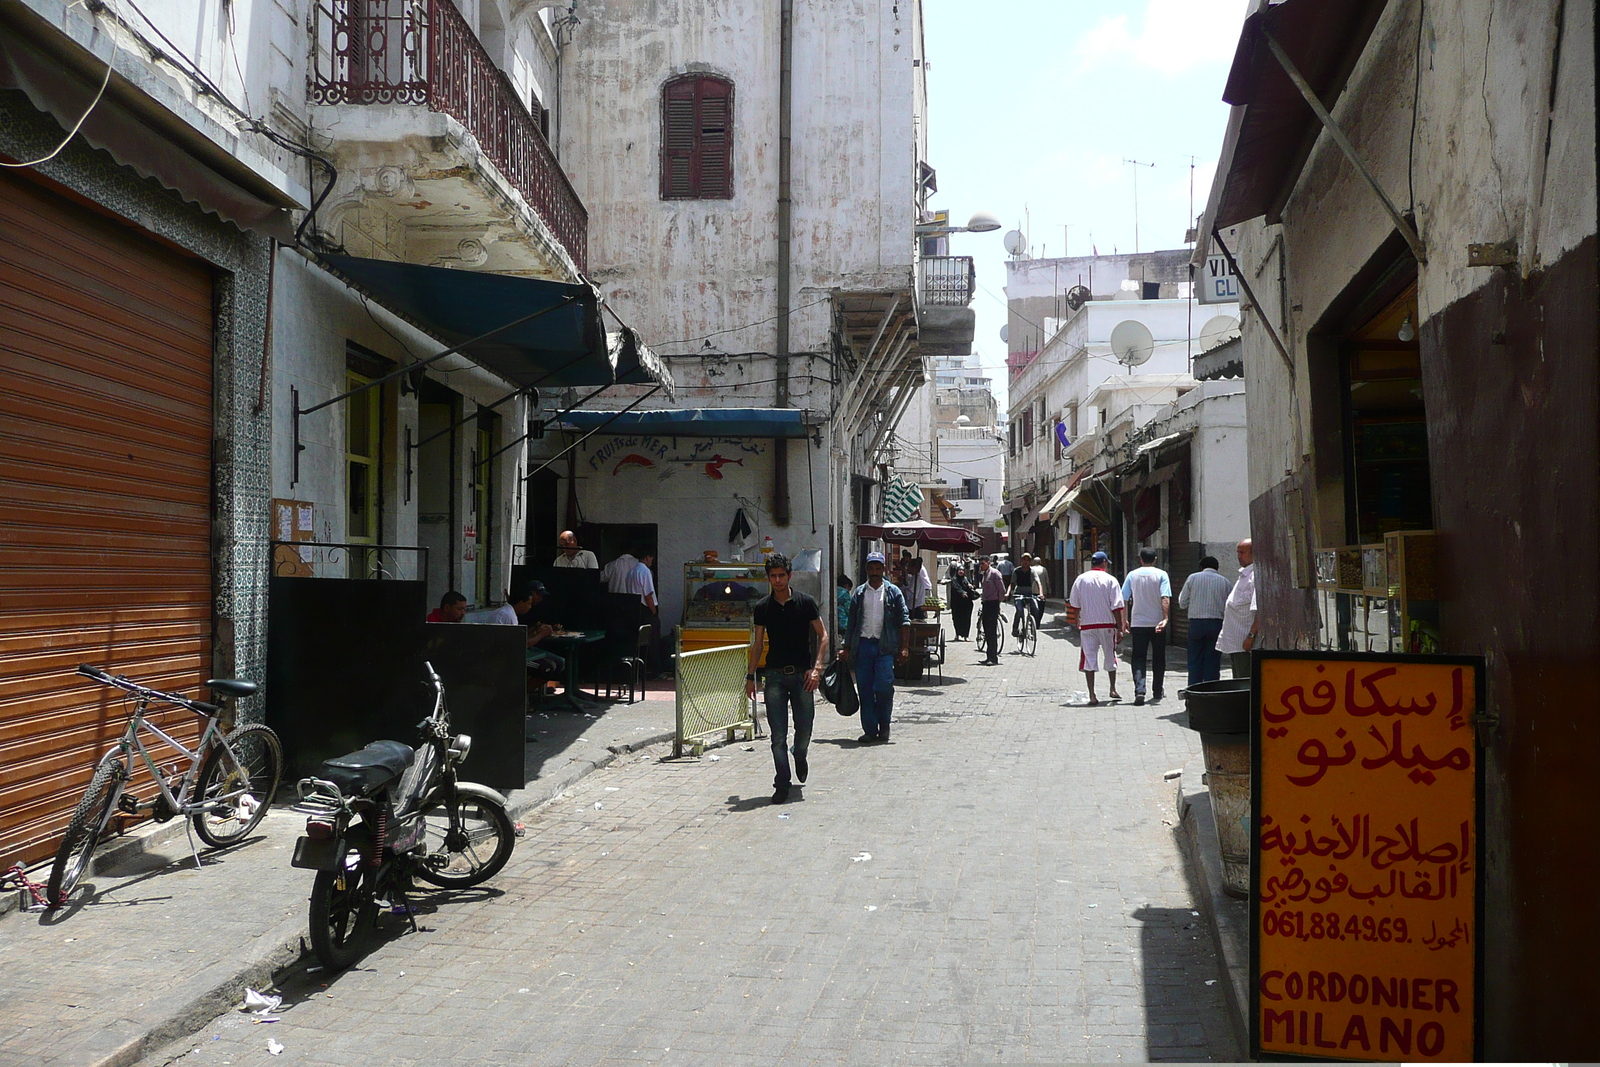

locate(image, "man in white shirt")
(552, 530), (598, 568)
(1069, 551), (1127, 706)
(602, 547), (657, 614)
(1122, 547), (1173, 705)
(478, 582), (564, 674)
(1177, 555), (1231, 686)
(903, 555), (933, 619)
(1216, 539), (1259, 678)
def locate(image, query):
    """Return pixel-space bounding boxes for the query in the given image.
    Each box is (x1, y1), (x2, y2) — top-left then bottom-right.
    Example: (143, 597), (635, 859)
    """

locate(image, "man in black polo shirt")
(746, 553), (828, 804)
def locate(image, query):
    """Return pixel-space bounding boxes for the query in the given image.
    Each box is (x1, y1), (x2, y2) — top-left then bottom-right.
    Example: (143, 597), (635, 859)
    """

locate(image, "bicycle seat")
(319, 740), (414, 797)
(206, 678), (258, 699)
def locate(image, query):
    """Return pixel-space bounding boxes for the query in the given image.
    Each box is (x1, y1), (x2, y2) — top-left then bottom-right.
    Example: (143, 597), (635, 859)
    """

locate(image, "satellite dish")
(1002, 229), (1026, 256)
(1065, 285), (1092, 312)
(999, 324), (1010, 343)
(1199, 314), (1241, 352)
(1109, 319), (1156, 367)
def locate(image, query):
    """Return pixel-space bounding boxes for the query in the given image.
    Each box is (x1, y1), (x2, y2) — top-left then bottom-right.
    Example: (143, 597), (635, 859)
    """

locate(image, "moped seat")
(320, 740), (414, 797)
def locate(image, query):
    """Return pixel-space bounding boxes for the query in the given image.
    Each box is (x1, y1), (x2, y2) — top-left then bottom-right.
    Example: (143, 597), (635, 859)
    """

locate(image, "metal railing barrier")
(673, 629), (756, 757)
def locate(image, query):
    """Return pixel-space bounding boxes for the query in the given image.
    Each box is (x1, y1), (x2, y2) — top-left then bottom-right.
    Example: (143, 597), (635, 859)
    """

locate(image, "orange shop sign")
(1251, 652), (1483, 1062)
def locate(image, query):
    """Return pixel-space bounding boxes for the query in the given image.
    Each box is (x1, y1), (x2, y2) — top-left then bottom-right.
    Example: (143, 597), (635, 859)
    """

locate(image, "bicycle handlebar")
(76, 663), (218, 718)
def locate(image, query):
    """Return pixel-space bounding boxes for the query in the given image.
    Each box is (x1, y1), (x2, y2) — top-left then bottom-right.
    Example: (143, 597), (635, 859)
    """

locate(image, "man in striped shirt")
(1177, 555), (1231, 687)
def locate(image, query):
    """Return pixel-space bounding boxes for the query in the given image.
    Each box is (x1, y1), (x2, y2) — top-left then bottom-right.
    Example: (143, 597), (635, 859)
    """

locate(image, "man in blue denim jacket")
(840, 552), (911, 743)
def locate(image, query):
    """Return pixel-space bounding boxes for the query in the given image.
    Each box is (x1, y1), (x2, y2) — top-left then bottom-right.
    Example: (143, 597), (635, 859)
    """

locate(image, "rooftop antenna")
(1123, 158), (1155, 253)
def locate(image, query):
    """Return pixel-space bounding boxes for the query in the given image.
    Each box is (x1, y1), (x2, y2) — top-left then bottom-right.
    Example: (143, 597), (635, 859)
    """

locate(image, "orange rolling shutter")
(0, 171), (214, 867)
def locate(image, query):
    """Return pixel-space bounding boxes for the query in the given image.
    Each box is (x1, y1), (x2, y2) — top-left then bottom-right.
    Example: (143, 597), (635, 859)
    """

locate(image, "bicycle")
(1011, 594), (1040, 657)
(976, 608), (1008, 658)
(47, 664), (283, 908)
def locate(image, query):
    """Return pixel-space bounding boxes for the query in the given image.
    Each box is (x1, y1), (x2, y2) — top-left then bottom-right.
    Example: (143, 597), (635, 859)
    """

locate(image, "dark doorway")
(1341, 283), (1432, 543)
(525, 468), (559, 569)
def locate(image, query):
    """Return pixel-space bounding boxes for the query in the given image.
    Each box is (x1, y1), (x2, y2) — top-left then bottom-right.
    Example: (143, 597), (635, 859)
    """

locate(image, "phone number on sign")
(1263, 910), (1410, 943)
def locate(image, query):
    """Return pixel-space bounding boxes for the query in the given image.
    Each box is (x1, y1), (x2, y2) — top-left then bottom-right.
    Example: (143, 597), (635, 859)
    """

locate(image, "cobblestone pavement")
(144, 626), (1237, 1066)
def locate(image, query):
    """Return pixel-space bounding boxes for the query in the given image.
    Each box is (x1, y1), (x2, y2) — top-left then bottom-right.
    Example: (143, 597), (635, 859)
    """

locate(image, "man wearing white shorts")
(1069, 551), (1127, 705)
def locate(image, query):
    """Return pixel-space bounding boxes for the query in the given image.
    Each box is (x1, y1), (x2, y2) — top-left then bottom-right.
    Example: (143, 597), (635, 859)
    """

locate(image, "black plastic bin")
(1181, 678), (1251, 735)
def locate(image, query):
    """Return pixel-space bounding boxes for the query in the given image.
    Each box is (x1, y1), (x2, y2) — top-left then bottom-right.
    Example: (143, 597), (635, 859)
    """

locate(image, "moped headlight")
(449, 734), (472, 762)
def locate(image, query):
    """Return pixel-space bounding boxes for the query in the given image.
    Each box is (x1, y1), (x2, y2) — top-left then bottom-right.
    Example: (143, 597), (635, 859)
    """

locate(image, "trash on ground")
(1206, 979), (1217, 985)
(777, 813), (790, 819)
(865, 905), (878, 911)
(1163, 768), (1183, 780)
(852, 852), (872, 862)
(268, 1039), (285, 1055)
(594, 801), (603, 809)
(707, 754), (721, 761)
(605, 786), (621, 791)
(242, 989), (283, 1015)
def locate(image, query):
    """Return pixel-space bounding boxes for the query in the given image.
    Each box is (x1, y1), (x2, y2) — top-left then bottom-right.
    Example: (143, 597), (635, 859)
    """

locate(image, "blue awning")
(318, 254), (671, 395)
(554, 408), (812, 438)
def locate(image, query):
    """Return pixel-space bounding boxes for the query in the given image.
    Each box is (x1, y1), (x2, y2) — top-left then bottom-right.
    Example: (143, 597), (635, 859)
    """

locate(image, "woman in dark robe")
(948, 564), (978, 641)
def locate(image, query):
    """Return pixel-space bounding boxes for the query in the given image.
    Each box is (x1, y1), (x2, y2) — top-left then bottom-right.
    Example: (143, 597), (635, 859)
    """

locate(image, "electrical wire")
(651, 297), (833, 349)
(0, 60), (112, 168)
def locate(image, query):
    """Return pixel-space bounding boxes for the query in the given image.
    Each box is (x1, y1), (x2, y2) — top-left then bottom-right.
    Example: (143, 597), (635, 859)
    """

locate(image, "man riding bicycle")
(1008, 552), (1048, 637)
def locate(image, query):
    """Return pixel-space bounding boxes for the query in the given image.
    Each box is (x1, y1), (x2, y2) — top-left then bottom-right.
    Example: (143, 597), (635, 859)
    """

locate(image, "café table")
(538, 630), (607, 712)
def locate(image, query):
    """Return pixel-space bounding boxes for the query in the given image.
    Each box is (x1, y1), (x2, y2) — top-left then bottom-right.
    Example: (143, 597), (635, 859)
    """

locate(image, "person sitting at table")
(485, 582), (565, 676)
(426, 590), (467, 623)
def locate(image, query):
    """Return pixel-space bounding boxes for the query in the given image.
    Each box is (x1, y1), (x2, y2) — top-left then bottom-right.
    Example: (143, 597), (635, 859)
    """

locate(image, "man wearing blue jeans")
(747, 554), (828, 804)
(841, 552), (910, 744)
(1176, 555), (1230, 687)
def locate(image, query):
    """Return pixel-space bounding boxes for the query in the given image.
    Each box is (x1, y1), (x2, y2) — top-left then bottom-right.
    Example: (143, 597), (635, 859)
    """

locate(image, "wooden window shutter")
(661, 74), (734, 200)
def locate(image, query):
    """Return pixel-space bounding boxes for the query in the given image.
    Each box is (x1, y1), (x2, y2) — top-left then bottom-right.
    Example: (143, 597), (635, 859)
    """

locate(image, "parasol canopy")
(856, 521), (983, 549)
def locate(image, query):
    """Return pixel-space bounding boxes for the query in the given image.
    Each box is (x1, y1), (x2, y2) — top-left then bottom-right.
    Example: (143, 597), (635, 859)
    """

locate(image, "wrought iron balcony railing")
(918, 255), (975, 307)
(311, 0), (587, 271)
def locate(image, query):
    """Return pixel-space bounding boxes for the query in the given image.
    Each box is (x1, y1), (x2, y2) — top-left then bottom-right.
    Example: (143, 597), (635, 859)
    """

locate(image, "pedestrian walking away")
(1215, 538), (1258, 679)
(1069, 551), (1126, 705)
(978, 556), (1006, 665)
(747, 554), (829, 804)
(841, 552), (910, 743)
(1177, 555), (1230, 687)
(1122, 547), (1172, 704)
(948, 564), (977, 641)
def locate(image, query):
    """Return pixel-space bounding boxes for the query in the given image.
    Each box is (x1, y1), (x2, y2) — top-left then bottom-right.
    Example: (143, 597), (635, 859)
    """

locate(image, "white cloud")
(1073, 0), (1249, 75)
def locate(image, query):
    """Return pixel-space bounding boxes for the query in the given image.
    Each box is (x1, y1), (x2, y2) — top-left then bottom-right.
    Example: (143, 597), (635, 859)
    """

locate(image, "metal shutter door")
(0, 172), (214, 868)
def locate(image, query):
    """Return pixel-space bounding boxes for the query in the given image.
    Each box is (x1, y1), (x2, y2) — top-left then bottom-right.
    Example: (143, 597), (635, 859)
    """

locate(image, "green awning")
(318, 254), (671, 395)
(554, 408), (810, 438)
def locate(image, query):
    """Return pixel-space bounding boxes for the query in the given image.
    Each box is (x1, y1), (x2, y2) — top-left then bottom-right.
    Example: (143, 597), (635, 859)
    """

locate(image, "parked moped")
(291, 662), (515, 968)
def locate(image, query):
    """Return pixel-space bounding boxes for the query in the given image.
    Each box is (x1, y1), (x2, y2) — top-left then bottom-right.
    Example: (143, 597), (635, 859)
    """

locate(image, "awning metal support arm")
(1212, 227), (1296, 379)
(476, 382), (613, 470)
(1262, 28), (1427, 264)
(410, 385), (530, 452)
(522, 385), (663, 483)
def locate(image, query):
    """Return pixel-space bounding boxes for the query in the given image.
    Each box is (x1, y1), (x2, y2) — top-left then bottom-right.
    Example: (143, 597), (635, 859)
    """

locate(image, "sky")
(922, 0), (1251, 409)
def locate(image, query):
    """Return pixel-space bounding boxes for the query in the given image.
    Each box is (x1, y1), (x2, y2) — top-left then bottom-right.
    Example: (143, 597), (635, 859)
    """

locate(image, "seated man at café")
(426, 590), (467, 623)
(484, 582), (565, 676)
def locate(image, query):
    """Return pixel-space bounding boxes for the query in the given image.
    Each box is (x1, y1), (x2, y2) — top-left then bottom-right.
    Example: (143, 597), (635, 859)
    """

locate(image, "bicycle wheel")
(309, 861), (377, 969)
(192, 723), (282, 848)
(1023, 611), (1039, 656)
(995, 615), (1007, 655)
(48, 752), (125, 907)
(415, 790), (515, 888)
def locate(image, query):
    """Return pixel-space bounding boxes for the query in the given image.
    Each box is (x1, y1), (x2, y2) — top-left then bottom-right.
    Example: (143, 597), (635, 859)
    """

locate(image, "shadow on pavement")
(36, 835), (270, 925)
(1134, 902), (1244, 1060)
(725, 792), (798, 812)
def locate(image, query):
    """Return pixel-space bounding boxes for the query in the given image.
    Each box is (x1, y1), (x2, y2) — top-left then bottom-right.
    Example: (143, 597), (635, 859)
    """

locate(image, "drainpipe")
(772, 0), (793, 525)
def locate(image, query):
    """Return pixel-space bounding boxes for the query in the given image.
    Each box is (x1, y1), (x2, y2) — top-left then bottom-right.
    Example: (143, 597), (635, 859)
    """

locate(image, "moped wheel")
(309, 860), (376, 969)
(415, 791), (515, 888)
(192, 724), (283, 848)
(47, 753), (125, 907)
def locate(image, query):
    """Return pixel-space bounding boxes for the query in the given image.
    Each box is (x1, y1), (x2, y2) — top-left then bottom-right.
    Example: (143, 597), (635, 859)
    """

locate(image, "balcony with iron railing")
(917, 256), (976, 307)
(311, 0), (586, 273)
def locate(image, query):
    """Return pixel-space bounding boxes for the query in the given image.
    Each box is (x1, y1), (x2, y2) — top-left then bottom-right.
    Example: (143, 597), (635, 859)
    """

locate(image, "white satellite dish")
(1199, 314), (1241, 352)
(999, 324), (1010, 343)
(1109, 319), (1156, 367)
(1002, 229), (1026, 256)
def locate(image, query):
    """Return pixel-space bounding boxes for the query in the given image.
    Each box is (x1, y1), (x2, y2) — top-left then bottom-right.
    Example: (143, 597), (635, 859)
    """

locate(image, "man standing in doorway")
(602, 546), (657, 614)
(978, 555), (1006, 665)
(553, 530), (598, 568)
(1122, 547), (1172, 705)
(841, 552), (909, 743)
(747, 554), (828, 804)
(1069, 551), (1126, 706)
(1177, 555), (1230, 686)
(1216, 538), (1258, 679)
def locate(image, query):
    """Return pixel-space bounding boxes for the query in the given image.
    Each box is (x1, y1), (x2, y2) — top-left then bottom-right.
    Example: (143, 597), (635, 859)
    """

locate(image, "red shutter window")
(661, 74), (734, 200)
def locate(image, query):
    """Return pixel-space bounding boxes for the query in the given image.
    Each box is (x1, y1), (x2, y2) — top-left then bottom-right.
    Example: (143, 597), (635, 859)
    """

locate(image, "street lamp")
(915, 210), (1003, 237)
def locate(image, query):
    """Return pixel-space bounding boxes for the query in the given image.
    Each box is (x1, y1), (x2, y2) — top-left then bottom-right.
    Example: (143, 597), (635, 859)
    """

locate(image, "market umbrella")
(856, 521), (983, 549)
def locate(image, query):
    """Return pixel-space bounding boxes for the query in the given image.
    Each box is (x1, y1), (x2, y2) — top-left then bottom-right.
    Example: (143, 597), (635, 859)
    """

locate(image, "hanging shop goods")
(1251, 652), (1483, 1063)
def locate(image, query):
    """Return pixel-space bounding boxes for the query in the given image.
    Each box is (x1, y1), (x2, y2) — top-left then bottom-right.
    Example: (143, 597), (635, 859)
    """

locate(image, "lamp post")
(915, 210), (1003, 237)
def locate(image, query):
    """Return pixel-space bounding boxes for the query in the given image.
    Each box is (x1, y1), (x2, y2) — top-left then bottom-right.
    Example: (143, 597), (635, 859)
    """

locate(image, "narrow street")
(147, 632), (1236, 1066)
